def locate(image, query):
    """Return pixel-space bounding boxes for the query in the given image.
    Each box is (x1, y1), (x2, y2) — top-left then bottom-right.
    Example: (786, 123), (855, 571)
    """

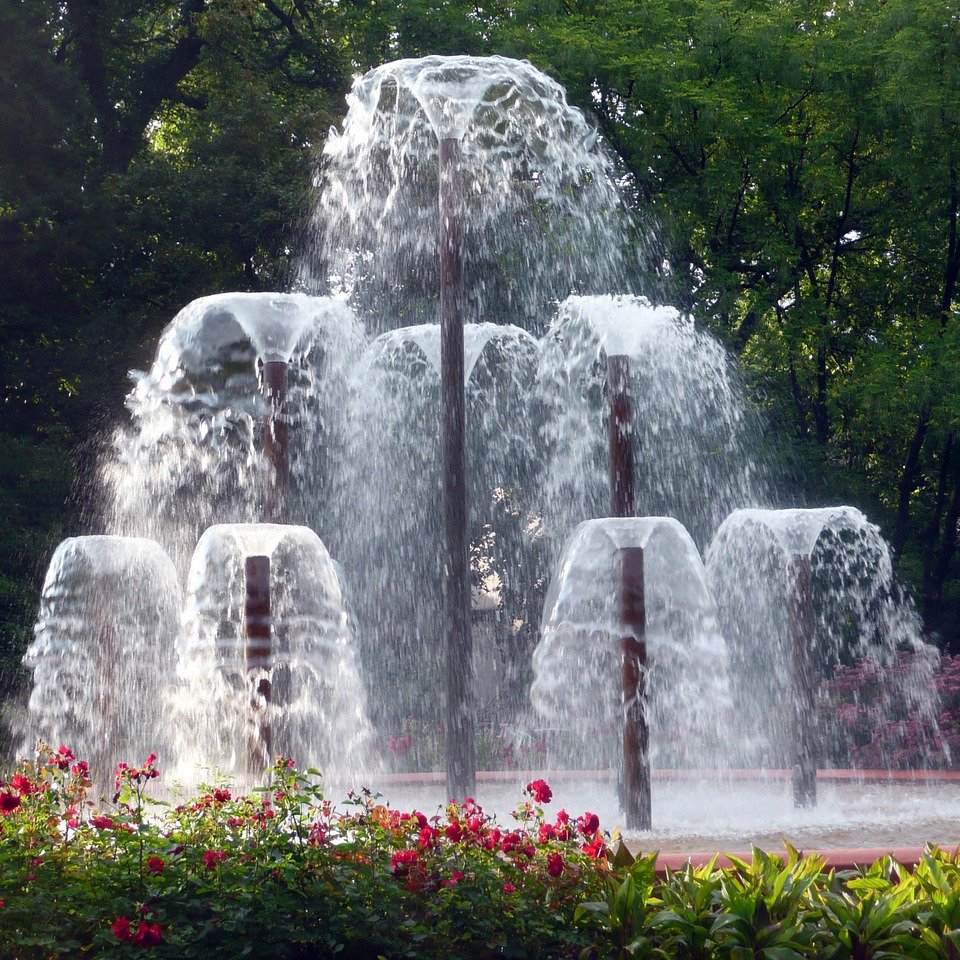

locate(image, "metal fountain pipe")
(619, 546), (651, 830)
(607, 354), (635, 518)
(262, 359), (289, 524)
(788, 553), (817, 808)
(439, 135), (476, 800)
(244, 555), (273, 776)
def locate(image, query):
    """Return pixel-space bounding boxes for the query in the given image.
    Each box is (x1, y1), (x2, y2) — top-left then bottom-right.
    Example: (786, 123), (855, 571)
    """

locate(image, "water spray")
(262, 362), (289, 525)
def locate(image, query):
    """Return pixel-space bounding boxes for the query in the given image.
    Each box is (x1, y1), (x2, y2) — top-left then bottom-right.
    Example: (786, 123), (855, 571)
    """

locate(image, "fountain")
(530, 518), (730, 785)
(13, 55), (952, 854)
(706, 507), (942, 800)
(173, 523), (369, 784)
(21, 536), (182, 780)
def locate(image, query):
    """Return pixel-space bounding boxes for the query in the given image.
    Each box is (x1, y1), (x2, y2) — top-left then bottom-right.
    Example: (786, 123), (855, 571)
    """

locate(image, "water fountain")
(531, 518), (730, 825)
(14, 55), (953, 854)
(21, 536), (182, 780)
(174, 523), (369, 785)
(706, 507), (942, 802)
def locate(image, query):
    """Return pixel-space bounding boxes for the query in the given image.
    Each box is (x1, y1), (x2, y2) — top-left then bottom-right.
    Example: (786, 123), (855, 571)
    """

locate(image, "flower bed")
(3, 745), (960, 958)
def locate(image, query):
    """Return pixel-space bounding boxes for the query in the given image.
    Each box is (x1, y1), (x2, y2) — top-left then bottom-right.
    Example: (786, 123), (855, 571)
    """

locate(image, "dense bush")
(819, 654), (960, 769)
(5, 744), (960, 959)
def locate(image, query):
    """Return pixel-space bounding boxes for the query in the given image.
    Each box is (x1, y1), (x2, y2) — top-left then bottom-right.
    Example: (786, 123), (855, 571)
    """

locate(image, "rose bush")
(0, 744), (611, 958)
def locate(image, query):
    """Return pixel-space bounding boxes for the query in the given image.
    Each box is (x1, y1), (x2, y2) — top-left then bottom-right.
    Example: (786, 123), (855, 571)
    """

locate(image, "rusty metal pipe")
(788, 553), (817, 808)
(620, 546), (651, 829)
(439, 135), (476, 800)
(244, 555), (272, 775)
(608, 355), (635, 518)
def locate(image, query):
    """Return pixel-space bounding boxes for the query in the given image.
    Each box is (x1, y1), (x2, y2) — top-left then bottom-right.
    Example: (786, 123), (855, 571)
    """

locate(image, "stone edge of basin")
(652, 846), (955, 874)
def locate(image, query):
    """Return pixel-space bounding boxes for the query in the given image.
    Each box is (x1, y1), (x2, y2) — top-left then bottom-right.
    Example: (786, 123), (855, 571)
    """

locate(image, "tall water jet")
(531, 518), (731, 799)
(705, 507), (942, 780)
(310, 55), (642, 794)
(173, 523), (370, 784)
(100, 293), (362, 568)
(22, 536), (182, 780)
(537, 295), (772, 556)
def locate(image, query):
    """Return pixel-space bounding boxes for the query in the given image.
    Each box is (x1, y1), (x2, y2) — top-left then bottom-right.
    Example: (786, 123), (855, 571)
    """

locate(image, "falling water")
(21, 536), (182, 781)
(536, 295), (773, 553)
(303, 55), (638, 330)
(329, 323), (543, 742)
(531, 517), (731, 770)
(705, 507), (941, 769)
(100, 293), (363, 568)
(172, 523), (370, 785)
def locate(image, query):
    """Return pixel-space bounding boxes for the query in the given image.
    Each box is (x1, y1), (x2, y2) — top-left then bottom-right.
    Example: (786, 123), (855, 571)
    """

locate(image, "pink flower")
(502, 882), (516, 893)
(525, 779), (552, 804)
(546, 852), (564, 877)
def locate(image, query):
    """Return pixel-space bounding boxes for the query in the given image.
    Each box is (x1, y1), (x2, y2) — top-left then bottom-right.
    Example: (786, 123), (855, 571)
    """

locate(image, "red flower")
(90, 816), (117, 830)
(441, 869), (465, 888)
(577, 811), (600, 836)
(538, 823), (557, 843)
(502, 882), (516, 893)
(212, 788), (231, 803)
(132, 921), (163, 946)
(525, 779), (552, 804)
(444, 822), (463, 842)
(0, 791), (21, 815)
(10, 774), (36, 796)
(501, 830), (522, 853)
(418, 826), (439, 848)
(112, 917), (132, 941)
(390, 849), (419, 874)
(203, 850), (227, 870)
(581, 835), (606, 859)
(146, 856), (165, 875)
(546, 852), (564, 877)
(55, 746), (75, 770)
